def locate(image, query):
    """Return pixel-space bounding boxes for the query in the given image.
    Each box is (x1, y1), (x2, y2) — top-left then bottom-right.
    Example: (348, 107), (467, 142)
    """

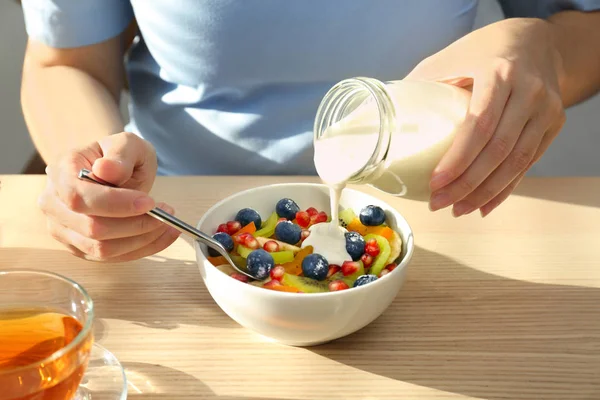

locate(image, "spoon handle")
(77, 169), (218, 252)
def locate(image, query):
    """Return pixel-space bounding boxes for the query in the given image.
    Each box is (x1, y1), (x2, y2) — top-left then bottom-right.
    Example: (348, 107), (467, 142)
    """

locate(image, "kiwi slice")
(239, 244), (295, 265)
(230, 255), (247, 270)
(364, 234), (391, 276)
(338, 208), (357, 228)
(282, 273), (329, 293)
(255, 237), (301, 253)
(237, 245), (253, 258)
(271, 250), (295, 264)
(255, 211), (278, 237)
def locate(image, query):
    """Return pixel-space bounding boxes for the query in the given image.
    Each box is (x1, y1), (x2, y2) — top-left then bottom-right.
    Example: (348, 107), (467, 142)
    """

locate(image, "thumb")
(404, 54), (474, 88)
(435, 76), (474, 90)
(92, 158), (133, 186)
(406, 69), (474, 89)
(92, 132), (157, 191)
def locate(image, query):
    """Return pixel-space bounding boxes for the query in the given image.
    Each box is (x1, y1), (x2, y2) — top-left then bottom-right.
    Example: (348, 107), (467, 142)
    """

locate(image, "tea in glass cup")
(0, 270), (94, 400)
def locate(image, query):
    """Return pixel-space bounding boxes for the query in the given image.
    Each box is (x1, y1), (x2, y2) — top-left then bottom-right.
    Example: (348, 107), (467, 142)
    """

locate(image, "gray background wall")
(1, 0), (31, 173)
(1, 0), (598, 174)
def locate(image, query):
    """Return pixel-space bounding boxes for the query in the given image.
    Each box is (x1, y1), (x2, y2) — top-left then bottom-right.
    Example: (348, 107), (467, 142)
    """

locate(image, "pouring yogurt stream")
(305, 77), (471, 261)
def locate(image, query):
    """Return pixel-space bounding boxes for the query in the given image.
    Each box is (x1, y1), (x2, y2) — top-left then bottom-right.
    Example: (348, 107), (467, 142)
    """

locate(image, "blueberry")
(274, 221), (302, 245)
(359, 205), (386, 226)
(345, 231), (366, 261)
(235, 208), (262, 229)
(275, 198), (300, 220)
(208, 232), (234, 257)
(246, 249), (274, 280)
(353, 274), (378, 287)
(302, 253), (329, 281)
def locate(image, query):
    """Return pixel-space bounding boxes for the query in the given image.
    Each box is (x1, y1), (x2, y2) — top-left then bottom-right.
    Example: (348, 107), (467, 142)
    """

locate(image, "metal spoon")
(77, 168), (256, 280)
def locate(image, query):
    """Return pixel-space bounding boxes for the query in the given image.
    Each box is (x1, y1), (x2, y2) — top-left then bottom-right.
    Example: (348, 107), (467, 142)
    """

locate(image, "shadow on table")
(93, 256), (242, 332)
(1, 247), (240, 331)
(123, 362), (295, 400)
(311, 246), (600, 400)
(513, 178), (600, 209)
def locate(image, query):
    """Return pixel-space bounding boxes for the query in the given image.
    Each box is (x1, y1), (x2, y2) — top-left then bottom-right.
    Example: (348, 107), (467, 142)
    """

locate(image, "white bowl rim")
(195, 182), (415, 298)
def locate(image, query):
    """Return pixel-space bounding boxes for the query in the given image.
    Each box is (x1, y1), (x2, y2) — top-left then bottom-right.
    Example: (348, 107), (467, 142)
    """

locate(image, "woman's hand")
(39, 132), (181, 262)
(406, 18), (566, 217)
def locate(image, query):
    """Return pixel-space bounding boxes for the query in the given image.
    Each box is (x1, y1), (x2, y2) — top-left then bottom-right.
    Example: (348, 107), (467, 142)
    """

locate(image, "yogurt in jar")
(314, 79), (471, 200)
(305, 79), (471, 255)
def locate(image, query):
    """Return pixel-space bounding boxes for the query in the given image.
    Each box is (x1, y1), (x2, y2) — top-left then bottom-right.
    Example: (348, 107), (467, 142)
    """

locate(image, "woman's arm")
(21, 30), (130, 165)
(548, 10), (600, 107)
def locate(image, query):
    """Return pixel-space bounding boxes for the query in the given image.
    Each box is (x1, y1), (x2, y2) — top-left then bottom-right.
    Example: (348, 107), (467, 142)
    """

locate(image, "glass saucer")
(74, 343), (128, 400)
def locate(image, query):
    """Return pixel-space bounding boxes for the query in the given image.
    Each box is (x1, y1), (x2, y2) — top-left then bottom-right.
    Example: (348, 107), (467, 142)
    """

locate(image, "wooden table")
(1, 175), (599, 400)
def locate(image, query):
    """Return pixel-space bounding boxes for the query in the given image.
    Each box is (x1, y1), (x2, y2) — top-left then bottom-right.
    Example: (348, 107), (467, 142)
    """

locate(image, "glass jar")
(313, 77), (471, 201)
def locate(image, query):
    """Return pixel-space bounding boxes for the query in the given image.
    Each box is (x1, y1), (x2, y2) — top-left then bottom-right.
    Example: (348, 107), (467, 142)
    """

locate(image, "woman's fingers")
(39, 184), (174, 241)
(47, 167), (155, 218)
(47, 151), (155, 218)
(526, 101), (565, 166)
(429, 84), (533, 212)
(429, 66), (512, 194)
(478, 109), (565, 217)
(47, 219), (176, 261)
(52, 223), (181, 263)
(39, 132), (171, 262)
(479, 171), (526, 218)
(94, 132), (158, 192)
(449, 117), (544, 215)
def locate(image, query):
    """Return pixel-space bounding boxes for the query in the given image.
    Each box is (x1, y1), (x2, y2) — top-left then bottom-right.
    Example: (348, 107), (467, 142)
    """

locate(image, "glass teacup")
(0, 270), (94, 400)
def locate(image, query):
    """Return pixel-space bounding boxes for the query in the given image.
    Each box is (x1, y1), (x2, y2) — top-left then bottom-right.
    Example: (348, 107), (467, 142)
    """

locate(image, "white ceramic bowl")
(194, 183), (414, 346)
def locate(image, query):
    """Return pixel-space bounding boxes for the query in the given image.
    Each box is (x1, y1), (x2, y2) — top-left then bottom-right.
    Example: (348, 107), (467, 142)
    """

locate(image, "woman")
(21, 0), (600, 262)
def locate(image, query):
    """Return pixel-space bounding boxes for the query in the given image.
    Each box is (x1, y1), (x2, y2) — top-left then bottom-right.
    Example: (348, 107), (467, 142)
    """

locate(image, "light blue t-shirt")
(21, 0), (600, 176)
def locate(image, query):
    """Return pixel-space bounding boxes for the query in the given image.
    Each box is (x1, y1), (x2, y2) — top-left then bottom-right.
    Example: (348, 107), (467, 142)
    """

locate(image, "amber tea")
(0, 307), (93, 400)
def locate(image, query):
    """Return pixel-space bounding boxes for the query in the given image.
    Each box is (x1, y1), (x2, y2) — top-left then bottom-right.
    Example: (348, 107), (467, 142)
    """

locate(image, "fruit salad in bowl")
(195, 183), (414, 346)
(206, 198), (403, 293)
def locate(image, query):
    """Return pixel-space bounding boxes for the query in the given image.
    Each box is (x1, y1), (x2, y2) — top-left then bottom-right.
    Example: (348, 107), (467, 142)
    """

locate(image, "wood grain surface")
(1, 175), (599, 400)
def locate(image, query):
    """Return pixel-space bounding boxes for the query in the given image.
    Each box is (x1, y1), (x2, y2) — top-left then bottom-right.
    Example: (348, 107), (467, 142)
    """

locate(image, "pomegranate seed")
(295, 211), (311, 228)
(217, 223), (229, 233)
(263, 279), (282, 289)
(263, 240), (280, 253)
(361, 253), (373, 268)
(329, 280), (349, 291)
(341, 261), (360, 276)
(327, 265), (341, 278)
(306, 207), (319, 217)
(310, 211), (328, 225)
(226, 221), (241, 235)
(300, 230), (311, 242)
(234, 232), (250, 244)
(385, 263), (397, 272)
(244, 236), (259, 250)
(365, 239), (380, 257)
(270, 265), (285, 281)
(230, 273), (249, 283)
(379, 269), (390, 278)
(239, 233), (251, 243)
